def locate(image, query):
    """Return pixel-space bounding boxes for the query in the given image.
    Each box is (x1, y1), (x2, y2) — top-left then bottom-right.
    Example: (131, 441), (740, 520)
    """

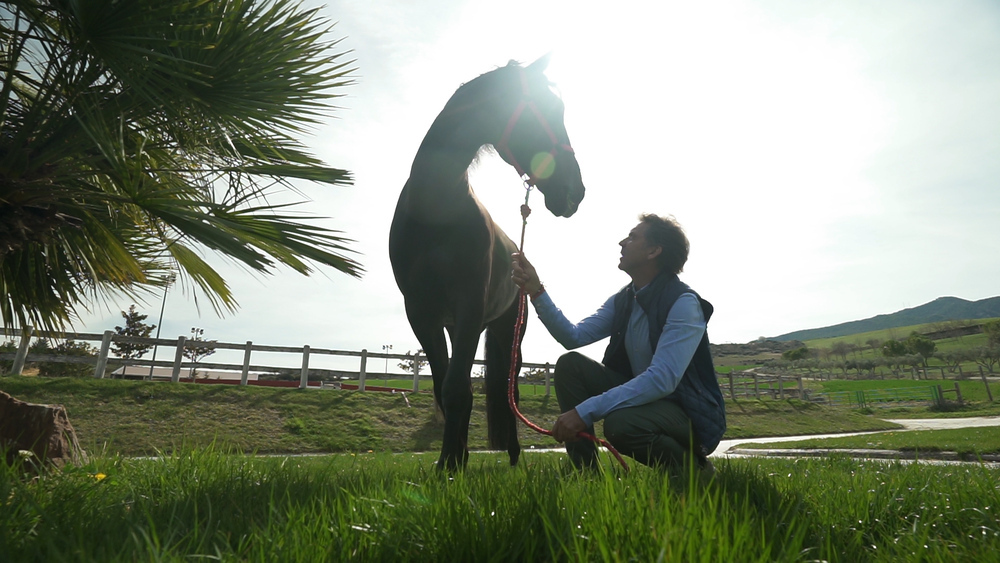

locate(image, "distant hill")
(773, 296), (1000, 342)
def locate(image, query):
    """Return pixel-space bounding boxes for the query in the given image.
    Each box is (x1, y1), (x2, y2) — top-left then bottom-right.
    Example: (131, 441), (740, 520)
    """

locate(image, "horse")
(389, 56), (586, 471)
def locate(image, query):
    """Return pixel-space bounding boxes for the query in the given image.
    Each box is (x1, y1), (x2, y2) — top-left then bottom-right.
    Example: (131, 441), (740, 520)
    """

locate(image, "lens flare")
(530, 152), (555, 180)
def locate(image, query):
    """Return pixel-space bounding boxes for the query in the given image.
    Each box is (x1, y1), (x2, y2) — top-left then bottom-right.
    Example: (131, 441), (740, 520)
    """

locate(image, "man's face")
(618, 222), (659, 273)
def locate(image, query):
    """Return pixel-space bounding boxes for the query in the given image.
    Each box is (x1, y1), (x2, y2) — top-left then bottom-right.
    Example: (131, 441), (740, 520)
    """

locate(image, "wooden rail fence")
(1, 327), (557, 394)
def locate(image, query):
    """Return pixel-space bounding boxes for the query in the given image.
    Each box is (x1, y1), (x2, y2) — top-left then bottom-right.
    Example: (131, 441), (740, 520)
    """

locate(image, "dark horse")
(389, 56), (586, 470)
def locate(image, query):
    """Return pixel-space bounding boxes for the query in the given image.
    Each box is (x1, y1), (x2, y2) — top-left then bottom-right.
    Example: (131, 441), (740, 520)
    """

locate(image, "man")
(511, 214), (725, 471)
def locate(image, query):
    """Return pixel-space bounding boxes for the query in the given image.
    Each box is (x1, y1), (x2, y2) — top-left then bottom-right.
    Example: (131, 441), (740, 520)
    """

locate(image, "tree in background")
(973, 345), (1000, 374)
(781, 346), (810, 361)
(1, 0), (361, 333)
(983, 320), (1000, 346)
(829, 341), (851, 362)
(881, 339), (910, 377)
(865, 338), (882, 355)
(905, 332), (936, 367)
(0, 340), (14, 372)
(19, 338), (96, 377)
(183, 327), (216, 378)
(881, 339), (908, 358)
(397, 350), (427, 376)
(938, 349), (976, 377)
(111, 305), (155, 361)
(522, 367), (549, 383)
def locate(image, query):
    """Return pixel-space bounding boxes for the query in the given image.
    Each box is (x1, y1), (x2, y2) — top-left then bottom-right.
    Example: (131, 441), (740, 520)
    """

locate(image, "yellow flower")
(93, 473), (107, 481)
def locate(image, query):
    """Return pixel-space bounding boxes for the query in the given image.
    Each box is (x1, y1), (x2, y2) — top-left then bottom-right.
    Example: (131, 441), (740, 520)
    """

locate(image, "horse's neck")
(403, 98), (504, 222)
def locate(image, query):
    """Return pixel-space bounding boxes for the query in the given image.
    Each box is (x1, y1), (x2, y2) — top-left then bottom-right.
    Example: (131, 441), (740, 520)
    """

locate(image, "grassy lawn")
(2, 449), (998, 561)
(4, 375), (999, 561)
(0, 376), (902, 456)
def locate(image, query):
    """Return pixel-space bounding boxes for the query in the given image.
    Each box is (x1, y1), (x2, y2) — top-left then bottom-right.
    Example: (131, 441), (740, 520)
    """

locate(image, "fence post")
(727, 372), (735, 400)
(855, 390), (866, 409)
(11, 326), (33, 375)
(93, 330), (113, 379)
(953, 381), (963, 404)
(544, 362), (551, 396)
(240, 341), (252, 386)
(778, 374), (784, 400)
(412, 351), (421, 392)
(299, 345), (311, 389)
(171, 336), (186, 383)
(359, 349), (368, 391)
(797, 375), (804, 398)
(753, 373), (760, 400)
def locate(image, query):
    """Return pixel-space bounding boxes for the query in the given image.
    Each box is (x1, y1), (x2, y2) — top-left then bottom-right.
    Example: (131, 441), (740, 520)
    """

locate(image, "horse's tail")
(484, 302), (523, 459)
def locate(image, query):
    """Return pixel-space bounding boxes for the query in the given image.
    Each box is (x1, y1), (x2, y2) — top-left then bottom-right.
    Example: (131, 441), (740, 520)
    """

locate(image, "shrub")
(35, 340), (98, 377)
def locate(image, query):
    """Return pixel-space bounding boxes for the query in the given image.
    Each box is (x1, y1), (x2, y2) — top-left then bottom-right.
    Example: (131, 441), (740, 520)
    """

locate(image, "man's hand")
(511, 252), (542, 296)
(551, 409), (586, 443)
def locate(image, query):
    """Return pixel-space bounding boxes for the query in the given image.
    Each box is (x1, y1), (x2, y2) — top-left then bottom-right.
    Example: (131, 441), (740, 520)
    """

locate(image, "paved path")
(716, 415), (1000, 465)
(882, 415), (1000, 430)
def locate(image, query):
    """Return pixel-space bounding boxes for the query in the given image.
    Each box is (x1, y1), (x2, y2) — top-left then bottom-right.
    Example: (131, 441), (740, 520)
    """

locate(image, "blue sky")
(73, 0), (1000, 373)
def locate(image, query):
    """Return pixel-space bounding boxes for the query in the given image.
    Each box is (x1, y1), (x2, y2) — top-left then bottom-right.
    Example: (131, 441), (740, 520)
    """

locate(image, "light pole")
(382, 344), (392, 386)
(147, 273), (176, 380)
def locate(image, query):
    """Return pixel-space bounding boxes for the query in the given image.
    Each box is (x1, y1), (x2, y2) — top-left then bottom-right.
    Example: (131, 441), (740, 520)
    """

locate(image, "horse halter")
(495, 68), (575, 187)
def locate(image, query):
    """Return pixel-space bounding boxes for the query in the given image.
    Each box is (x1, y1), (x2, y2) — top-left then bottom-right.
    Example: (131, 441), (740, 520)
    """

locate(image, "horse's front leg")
(437, 312), (484, 471)
(403, 301), (450, 414)
(485, 299), (523, 466)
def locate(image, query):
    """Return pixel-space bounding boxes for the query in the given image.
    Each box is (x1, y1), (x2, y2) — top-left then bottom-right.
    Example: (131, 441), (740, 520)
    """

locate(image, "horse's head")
(494, 55), (585, 218)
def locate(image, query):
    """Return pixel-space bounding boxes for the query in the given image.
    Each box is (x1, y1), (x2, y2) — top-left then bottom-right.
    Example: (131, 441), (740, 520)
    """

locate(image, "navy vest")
(601, 272), (727, 455)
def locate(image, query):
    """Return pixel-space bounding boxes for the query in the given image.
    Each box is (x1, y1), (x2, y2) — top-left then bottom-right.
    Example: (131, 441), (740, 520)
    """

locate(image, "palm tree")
(1, 0), (361, 332)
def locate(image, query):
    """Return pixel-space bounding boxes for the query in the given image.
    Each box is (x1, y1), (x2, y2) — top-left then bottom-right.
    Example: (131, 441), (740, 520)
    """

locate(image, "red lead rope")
(508, 190), (629, 472)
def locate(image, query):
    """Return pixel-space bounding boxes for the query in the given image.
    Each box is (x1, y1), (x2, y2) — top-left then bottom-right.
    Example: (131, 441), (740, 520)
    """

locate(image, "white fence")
(1, 327), (554, 394)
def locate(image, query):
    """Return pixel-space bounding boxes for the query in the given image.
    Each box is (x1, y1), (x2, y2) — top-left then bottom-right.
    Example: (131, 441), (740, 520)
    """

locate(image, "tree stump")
(0, 390), (87, 470)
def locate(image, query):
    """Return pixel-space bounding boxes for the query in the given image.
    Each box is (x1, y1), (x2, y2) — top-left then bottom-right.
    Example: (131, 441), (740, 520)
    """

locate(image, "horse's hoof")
(436, 450), (469, 472)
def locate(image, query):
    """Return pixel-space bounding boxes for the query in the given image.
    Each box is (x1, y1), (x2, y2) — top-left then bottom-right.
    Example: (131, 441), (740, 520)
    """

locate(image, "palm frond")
(0, 0), (362, 331)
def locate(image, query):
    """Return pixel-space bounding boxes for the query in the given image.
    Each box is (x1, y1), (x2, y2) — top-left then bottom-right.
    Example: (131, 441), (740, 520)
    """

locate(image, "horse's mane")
(447, 62), (521, 108)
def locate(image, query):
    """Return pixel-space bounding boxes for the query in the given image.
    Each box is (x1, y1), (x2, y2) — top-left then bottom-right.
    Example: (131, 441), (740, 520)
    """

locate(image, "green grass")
(0, 376), (903, 456)
(812, 378), (1000, 416)
(736, 427), (1000, 457)
(2, 449), (998, 562)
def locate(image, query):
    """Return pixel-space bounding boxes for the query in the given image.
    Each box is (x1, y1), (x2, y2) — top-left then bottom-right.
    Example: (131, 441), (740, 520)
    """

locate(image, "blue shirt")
(531, 286), (706, 426)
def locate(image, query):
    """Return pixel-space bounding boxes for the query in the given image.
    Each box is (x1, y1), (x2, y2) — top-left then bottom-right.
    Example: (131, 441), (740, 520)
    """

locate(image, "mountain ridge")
(773, 296), (1000, 342)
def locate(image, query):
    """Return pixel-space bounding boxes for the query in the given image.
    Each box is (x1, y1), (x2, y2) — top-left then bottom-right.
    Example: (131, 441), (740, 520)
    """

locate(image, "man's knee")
(603, 411), (638, 450)
(553, 351), (588, 389)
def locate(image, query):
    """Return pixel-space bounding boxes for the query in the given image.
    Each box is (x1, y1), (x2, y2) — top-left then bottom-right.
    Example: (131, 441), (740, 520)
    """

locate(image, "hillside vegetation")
(775, 296), (1000, 341)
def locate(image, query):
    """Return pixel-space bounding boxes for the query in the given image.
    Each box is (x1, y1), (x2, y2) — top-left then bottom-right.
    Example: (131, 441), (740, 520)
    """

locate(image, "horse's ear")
(526, 53), (551, 73)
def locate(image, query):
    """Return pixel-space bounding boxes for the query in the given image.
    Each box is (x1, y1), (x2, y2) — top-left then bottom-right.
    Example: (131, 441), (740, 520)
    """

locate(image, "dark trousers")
(554, 351), (697, 470)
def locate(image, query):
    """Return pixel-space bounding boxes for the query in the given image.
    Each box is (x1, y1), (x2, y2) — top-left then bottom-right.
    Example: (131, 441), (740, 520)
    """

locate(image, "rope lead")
(508, 186), (629, 472)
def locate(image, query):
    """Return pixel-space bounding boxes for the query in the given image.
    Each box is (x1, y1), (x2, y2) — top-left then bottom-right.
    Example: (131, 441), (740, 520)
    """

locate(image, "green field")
(808, 378), (1000, 415)
(3, 448), (998, 562)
